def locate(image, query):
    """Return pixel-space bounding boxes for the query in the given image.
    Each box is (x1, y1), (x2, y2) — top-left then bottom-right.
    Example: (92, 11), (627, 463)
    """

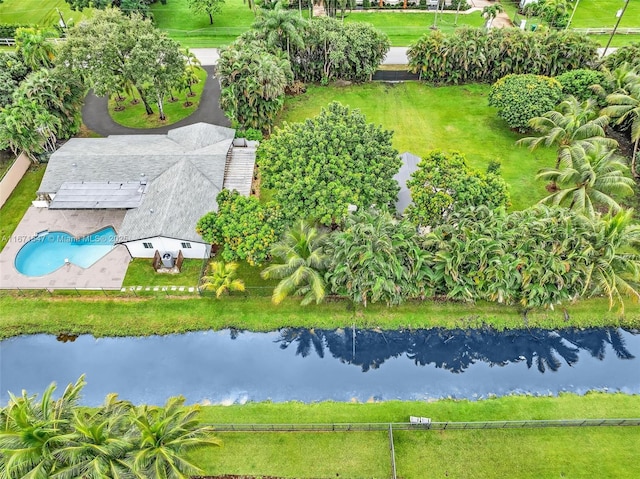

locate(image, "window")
(181, 242), (192, 249)
(143, 242), (153, 249)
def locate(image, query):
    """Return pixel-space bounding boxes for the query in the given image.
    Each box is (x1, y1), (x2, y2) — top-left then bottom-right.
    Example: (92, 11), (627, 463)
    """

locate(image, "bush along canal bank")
(2, 327), (638, 407)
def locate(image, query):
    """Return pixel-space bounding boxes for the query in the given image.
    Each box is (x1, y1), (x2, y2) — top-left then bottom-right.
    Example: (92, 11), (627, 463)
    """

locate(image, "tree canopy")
(405, 151), (510, 227)
(257, 101), (401, 225)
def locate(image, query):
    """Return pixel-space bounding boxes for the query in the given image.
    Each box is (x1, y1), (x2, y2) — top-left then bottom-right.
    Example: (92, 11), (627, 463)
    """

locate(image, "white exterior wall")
(123, 236), (210, 259)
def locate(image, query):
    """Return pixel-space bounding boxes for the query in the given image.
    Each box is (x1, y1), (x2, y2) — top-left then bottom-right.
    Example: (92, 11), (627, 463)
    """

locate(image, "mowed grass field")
(570, 0), (640, 29)
(0, 0), (94, 27)
(280, 82), (555, 211)
(190, 394), (640, 478)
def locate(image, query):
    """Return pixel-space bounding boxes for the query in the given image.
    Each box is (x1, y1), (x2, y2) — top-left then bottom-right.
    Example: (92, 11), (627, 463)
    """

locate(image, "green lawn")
(0, 0), (94, 27)
(108, 67), (207, 128)
(0, 166), (44, 252)
(280, 82), (555, 210)
(122, 258), (204, 287)
(150, 0), (256, 48)
(191, 394), (640, 478)
(571, 0), (640, 29)
(0, 294), (637, 339)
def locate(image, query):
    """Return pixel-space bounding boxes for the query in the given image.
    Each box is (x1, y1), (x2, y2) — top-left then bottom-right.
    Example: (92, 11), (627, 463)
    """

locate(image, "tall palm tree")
(261, 220), (329, 305)
(517, 95), (618, 169)
(602, 75), (640, 177)
(51, 395), (136, 479)
(0, 376), (85, 479)
(200, 261), (246, 298)
(537, 143), (635, 218)
(130, 396), (220, 479)
(481, 4), (504, 29)
(582, 209), (640, 313)
(251, 2), (306, 58)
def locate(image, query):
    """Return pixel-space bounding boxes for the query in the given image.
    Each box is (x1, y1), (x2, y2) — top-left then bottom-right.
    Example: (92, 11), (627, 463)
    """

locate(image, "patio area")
(0, 207), (131, 290)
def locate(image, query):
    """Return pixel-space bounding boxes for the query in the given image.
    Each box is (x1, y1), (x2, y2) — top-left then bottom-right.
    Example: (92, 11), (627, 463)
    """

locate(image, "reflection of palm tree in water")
(276, 327), (637, 374)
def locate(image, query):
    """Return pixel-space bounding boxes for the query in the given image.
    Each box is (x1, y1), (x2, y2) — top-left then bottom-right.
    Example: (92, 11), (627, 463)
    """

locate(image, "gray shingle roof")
(118, 159), (219, 243)
(394, 152), (422, 214)
(49, 181), (147, 209)
(39, 123), (234, 194)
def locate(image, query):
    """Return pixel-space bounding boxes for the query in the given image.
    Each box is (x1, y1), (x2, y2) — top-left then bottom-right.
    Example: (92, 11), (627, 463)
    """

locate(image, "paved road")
(81, 65), (229, 137)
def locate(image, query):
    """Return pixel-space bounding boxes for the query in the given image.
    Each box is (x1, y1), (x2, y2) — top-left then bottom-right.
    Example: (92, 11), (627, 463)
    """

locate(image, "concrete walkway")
(81, 65), (229, 137)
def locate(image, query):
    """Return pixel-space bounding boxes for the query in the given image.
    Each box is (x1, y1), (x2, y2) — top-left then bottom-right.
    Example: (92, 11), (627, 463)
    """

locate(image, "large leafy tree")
(602, 75), (640, 177)
(537, 143), (635, 218)
(261, 220), (329, 305)
(257, 102), (401, 225)
(218, 39), (292, 132)
(200, 261), (246, 298)
(187, 0), (226, 25)
(405, 151), (509, 227)
(58, 8), (169, 116)
(196, 189), (288, 267)
(326, 209), (431, 307)
(517, 95), (618, 169)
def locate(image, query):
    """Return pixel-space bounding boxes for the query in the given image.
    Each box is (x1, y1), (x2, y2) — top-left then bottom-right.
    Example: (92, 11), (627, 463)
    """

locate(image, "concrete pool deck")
(0, 208), (131, 290)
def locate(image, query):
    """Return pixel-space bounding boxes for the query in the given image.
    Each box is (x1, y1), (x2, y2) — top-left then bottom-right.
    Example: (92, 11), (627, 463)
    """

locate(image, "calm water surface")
(1, 328), (638, 406)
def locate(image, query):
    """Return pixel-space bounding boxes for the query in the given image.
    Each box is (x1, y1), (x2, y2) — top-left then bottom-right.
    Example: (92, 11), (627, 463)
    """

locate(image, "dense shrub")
(488, 74), (564, 131)
(290, 17), (389, 83)
(257, 102), (401, 225)
(555, 69), (606, 101)
(0, 24), (32, 38)
(196, 190), (288, 266)
(405, 151), (510, 226)
(603, 42), (640, 71)
(408, 28), (598, 84)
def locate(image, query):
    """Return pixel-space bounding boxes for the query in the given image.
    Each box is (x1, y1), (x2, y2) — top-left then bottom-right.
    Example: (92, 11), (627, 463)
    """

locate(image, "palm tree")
(261, 220), (329, 305)
(15, 27), (57, 69)
(517, 95), (618, 169)
(51, 395), (136, 479)
(481, 4), (504, 29)
(537, 143), (635, 218)
(130, 396), (220, 479)
(200, 261), (245, 298)
(0, 376), (85, 479)
(582, 209), (640, 313)
(251, 2), (306, 58)
(602, 75), (640, 177)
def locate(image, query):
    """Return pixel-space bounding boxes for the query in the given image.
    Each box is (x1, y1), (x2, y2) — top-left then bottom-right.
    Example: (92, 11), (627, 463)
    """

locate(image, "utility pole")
(602, 0), (630, 58)
(566, 0), (581, 30)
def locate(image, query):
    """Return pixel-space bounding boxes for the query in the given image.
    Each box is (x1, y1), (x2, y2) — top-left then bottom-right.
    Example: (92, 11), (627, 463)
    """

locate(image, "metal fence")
(203, 418), (640, 432)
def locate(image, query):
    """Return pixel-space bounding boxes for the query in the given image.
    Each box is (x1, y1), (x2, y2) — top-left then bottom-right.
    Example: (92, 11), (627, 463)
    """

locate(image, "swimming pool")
(14, 227), (117, 277)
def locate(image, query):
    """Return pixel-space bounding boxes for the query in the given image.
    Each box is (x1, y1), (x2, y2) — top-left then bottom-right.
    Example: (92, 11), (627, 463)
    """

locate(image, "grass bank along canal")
(1, 327), (638, 406)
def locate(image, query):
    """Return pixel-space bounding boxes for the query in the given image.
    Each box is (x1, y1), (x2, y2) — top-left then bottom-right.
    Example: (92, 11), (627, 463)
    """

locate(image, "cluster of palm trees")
(0, 376), (219, 479)
(518, 63), (640, 216)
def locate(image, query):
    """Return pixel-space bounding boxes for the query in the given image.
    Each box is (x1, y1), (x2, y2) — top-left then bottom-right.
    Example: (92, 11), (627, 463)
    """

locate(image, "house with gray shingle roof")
(36, 123), (255, 259)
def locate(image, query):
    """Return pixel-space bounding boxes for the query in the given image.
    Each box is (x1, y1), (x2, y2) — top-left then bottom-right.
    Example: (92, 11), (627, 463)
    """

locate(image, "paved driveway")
(81, 65), (229, 137)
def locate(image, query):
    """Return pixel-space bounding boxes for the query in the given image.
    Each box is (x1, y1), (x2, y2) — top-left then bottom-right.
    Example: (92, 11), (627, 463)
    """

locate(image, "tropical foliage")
(326, 209), (430, 307)
(257, 101), (401, 225)
(407, 28), (597, 84)
(537, 143), (635, 217)
(188, 0), (226, 25)
(252, 1), (306, 59)
(603, 42), (640, 71)
(517, 95), (617, 169)
(200, 261), (246, 298)
(217, 38), (292, 132)
(523, 0), (572, 29)
(405, 151), (509, 227)
(261, 220), (329, 305)
(555, 69), (606, 102)
(488, 74), (564, 131)
(196, 190), (288, 266)
(0, 377), (219, 479)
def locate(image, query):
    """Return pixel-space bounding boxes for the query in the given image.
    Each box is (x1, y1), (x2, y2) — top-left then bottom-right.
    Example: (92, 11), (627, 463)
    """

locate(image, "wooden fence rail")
(203, 418), (640, 432)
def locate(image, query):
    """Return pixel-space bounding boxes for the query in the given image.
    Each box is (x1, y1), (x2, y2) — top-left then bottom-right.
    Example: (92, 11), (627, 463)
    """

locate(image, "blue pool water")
(14, 227), (117, 276)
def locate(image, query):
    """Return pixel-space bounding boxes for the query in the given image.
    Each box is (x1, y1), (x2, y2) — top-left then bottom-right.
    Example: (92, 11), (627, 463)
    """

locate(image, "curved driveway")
(81, 65), (229, 136)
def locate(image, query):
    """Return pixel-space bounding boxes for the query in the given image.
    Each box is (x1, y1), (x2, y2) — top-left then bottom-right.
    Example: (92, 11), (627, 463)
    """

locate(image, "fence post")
(388, 424), (397, 479)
